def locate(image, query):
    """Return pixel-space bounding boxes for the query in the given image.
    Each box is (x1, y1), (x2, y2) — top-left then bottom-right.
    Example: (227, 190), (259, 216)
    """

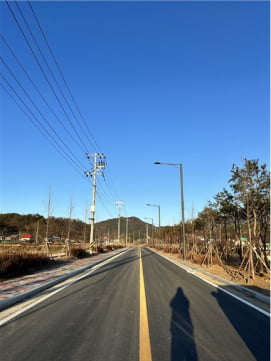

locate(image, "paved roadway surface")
(0, 249), (126, 310)
(0, 247), (269, 361)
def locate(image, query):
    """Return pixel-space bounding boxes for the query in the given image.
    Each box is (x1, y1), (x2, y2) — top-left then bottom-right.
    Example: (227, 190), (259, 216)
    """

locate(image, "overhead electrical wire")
(1, 34), (91, 161)
(13, 0), (94, 154)
(2, 0), (123, 219)
(0, 78), (85, 179)
(1, 81), (115, 216)
(26, 0), (101, 154)
(103, 179), (119, 203)
(0, 56), (87, 172)
(29, 0), (122, 202)
(104, 159), (121, 200)
(5, 0), (89, 154)
(96, 192), (114, 219)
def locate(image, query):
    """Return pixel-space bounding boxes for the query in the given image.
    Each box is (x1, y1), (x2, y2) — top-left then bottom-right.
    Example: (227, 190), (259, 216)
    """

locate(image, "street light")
(154, 161), (186, 261)
(146, 204), (160, 241)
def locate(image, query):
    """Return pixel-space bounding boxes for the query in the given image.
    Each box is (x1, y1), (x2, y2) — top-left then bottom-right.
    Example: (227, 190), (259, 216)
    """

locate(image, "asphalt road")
(0, 247), (269, 361)
(142, 247), (270, 361)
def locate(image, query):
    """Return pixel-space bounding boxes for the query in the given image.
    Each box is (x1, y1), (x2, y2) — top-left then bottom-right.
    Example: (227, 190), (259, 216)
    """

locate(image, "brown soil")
(159, 250), (270, 296)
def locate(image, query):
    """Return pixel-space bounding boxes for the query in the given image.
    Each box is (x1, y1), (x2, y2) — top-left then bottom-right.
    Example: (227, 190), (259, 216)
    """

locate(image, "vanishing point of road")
(0, 247), (269, 361)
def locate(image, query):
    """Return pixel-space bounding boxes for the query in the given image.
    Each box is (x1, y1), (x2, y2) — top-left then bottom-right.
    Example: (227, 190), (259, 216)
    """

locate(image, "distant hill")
(0, 213), (154, 242)
(95, 216), (153, 242)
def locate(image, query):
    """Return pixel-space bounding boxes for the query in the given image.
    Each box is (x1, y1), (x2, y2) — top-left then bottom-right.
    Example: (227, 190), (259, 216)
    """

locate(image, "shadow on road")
(170, 287), (198, 361)
(212, 286), (270, 361)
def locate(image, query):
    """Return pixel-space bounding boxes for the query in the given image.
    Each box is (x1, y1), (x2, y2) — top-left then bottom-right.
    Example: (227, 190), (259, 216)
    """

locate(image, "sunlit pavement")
(0, 249), (126, 311)
(149, 249), (270, 314)
(0, 247), (269, 315)
(0, 248), (269, 361)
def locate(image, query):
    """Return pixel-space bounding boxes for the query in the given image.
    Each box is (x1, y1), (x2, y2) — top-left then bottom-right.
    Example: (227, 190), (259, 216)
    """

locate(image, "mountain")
(95, 216), (153, 242)
(0, 213), (154, 242)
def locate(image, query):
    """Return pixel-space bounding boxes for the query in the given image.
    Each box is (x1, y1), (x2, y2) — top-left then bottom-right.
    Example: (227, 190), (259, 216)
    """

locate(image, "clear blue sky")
(0, 1), (269, 227)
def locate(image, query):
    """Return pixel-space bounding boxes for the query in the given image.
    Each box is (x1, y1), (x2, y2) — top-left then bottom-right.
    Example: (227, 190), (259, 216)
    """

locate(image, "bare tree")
(230, 159), (270, 278)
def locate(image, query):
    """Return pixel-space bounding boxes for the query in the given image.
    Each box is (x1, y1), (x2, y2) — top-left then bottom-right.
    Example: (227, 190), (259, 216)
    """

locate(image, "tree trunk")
(247, 204), (255, 279)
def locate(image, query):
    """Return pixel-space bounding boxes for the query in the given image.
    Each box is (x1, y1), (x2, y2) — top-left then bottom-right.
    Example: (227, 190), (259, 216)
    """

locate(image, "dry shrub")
(211, 256), (221, 266)
(171, 247), (180, 254)
(190, 254), (204, 264)
(96, 246), (105, 253)
(106, 244), (122, 250)
(70, 248), (89, 259)
(0, 253), (50, 280)
(164, 246), (171, 253)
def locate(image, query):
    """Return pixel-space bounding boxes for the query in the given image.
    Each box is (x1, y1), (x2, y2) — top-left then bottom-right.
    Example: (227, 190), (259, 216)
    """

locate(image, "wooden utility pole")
(35, 219), (39, 243)
(126, 217), (129, 247)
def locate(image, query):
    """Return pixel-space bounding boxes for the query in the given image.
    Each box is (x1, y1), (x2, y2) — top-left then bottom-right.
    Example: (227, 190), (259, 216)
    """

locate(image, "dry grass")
(70, 248), (89, 258)
(159, 249), (270, 293)
(0, 253), (50, 280)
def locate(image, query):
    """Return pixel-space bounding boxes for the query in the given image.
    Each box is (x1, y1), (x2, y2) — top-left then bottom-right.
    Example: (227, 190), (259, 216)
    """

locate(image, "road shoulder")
(149, 248), (270, 315)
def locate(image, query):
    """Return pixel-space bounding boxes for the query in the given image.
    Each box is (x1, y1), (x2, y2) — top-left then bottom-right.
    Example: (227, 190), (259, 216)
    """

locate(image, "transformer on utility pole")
(85, 153), (106, 254)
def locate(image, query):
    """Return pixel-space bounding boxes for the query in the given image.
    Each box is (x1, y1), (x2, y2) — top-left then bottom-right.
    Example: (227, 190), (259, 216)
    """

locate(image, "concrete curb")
(150, 248), (270, 306)
(0, 248), (127, 311)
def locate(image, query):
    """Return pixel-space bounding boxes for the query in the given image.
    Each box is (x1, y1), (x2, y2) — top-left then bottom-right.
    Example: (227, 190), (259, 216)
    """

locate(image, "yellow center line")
(139, 247), (153, 361)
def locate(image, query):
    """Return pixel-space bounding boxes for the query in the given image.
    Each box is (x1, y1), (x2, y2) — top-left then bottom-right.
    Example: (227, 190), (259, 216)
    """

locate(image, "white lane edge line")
(0, 248), (133, 327)
(149, 248), (270, 318)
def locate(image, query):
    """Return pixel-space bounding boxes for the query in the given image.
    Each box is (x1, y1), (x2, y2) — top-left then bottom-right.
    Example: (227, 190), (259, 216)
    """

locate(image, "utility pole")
(35, 219), (39, 243)
(116, 201), (124, 244)
(85, 153), (106, 254)
(154, 161), (186, 261)
(126, 217), (129, 247)
(146, 222), (149, 245)
(180, 163), (186, 261)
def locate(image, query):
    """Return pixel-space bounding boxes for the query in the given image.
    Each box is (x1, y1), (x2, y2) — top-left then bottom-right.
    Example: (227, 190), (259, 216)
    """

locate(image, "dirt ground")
(159, 250), (270, 297)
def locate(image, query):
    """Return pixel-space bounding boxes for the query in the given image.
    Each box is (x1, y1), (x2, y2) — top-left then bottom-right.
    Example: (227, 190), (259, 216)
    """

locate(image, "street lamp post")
(146, 204), (160, 242)
(154, 161), (186, 261)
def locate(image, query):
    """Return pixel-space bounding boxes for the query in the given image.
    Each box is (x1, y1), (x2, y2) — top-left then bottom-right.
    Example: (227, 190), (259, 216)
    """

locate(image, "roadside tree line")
(0, 213), (89, 242)
(153, 159), (270, 279)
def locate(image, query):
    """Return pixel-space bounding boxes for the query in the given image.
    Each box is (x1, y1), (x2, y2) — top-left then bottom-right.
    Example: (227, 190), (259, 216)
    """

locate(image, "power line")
(26, 0), (102, 154)
(2, 59), (118, 215)
(0, 79), (85, 179)
(1, 34), (90, 156)
(14, 0), (92, 152)
(1, 56), (87, 172)
(3, 0), (123, 218)
(5, 0), (88, 153)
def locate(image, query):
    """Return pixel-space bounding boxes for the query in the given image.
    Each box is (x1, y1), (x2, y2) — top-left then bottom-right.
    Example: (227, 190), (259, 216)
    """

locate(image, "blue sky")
(0, 1), (270, 227)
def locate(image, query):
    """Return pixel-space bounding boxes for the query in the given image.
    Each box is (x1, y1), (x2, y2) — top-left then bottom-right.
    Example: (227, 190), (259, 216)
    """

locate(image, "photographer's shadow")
(170, 287), (198, 361)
